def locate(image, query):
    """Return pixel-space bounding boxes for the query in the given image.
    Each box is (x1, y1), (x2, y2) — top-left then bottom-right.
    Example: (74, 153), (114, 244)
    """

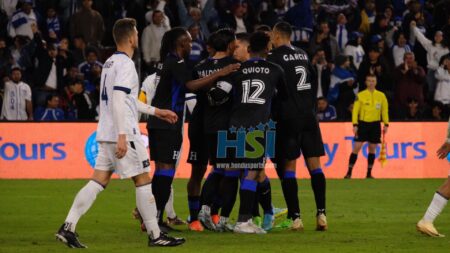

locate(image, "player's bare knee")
(91, 170), (113, 187)
(132, 173), (152, 187)
(306, 157), (321, 171)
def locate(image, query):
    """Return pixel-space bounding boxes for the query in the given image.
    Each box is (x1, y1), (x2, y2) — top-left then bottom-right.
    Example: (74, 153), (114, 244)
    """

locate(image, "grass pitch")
(0, 179), (449, 253)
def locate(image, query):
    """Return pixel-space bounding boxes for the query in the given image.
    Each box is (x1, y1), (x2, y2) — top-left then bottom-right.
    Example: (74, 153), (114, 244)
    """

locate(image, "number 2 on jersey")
(295, 66), (311, 91)
(242, 79), (265, 104)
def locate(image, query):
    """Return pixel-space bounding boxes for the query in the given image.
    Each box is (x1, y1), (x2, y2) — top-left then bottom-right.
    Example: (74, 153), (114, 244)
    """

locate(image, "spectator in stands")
(394, 52), (426, 109)
(33, 32), (67, 106)
(404, 97), (424, 121)
(187, 23), (207, 69)
(260, 0), (287, 28)
(387, 30), (412, 67)
(221, 0), (255, 34)
(44, 6), (61, 44)
(427, 101), (445, 121)
(69, 0), (104, 46)
(328, 55), (357, 116)
(78, 47), (102, 83)
(0, 38), (13, 80)
(142, 10), (170, 73)
(311, 48), (331, 98)
(176, 0), (217, 40)
(284, 0), (313, 48)
(317, 97), (337, 121)
(7, 0), (41, 40)
(72, 36), (87, 66)
(0, 8), (9, 40)
(358, 46), (392, 95)
(309, 20), (339, 63)
(410, 21), (449, 100)
(434, 54), (450, 106)
(9, 35), (34, 73)
(1, 67), (32, 120)
(359, 0), (376, 35)
(344, 31), (365, 69)
(145, 0), (171, 28)
(34, 94), (65, 121)
(58, 38), (75, 67)
(334, 13), (350, 53)
(69, 79), (96, 120)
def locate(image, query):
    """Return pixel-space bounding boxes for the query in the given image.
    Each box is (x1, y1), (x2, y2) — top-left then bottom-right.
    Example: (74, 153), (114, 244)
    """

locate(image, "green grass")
(0, 179), (449, 252)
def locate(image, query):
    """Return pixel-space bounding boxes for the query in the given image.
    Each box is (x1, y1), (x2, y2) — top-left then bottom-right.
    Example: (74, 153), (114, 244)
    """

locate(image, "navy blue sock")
(258, 177), (273, 215)
(238, 179), (257, 222)
(152, 168), (175, 223)
(200, 168), (224, 206)
(310, 168), (326, 215)
(188, 196), (200, 222)
(282, 171), (300, 220)
(220, 170), (240, 218)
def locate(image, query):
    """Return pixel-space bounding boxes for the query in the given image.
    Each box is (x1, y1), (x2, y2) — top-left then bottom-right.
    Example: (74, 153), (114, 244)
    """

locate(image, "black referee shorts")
(354, 121), (381, 144)
(148, 128), (183, 164)
(187, 118), (209, 165)
(278, 115), (325, 160)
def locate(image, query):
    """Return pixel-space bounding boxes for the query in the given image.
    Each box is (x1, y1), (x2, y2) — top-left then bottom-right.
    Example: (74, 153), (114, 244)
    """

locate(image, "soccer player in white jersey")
(55, 18), (185, 248)
(417, 117), (450, 237)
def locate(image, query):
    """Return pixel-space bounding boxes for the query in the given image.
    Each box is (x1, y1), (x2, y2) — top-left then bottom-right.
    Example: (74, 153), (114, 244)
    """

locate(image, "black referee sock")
(258, 177), (273, 215)
(200, 168), (224, 206)
(281, 171), (300, 220)
(152, 168), (175, 223)
(347, 153), (358, 175)
(238, 179), (257, 222)
(310, 168), (326, 215)
(220, 171), (240, 218)
(188, 195), (200, 222)
(367, 153), (375, 177)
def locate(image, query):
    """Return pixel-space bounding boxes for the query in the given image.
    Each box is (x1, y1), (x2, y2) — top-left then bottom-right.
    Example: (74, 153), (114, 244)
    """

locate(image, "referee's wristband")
(353, 124), (358, 127)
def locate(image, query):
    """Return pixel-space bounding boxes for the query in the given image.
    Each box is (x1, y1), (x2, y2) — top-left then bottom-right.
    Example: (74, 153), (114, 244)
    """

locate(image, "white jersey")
(1, 81), (31, 120)
(96, 52), (140, 142)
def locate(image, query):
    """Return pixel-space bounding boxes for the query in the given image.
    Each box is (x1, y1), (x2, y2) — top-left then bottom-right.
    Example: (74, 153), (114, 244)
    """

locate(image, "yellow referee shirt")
(352, 89), (389, 126)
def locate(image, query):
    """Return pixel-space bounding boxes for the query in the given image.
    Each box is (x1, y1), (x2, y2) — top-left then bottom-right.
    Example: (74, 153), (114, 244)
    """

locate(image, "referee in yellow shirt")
(345, 74), (389, 179)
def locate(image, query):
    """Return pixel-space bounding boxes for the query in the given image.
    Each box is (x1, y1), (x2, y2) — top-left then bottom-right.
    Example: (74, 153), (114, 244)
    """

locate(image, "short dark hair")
(255, 24), (271, 32)
(160, 27), (188, 62)
(236, 33), (250, 43)
(45, 94), (58, 103)
(113, 18), (137, 45)
(274, 22), (293, 38)
(249, 31), (270, 54)
(209, 29), (235, 52)
(11, 67), (22, 73)
(317, 96), (327, 102)
(366, 73), (377, 79)
(85, 47), (98, 58)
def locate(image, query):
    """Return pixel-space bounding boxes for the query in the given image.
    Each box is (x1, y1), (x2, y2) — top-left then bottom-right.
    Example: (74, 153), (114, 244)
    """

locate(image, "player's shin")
(281, 170), (300, 220)
(136, 184), (161, 239)
(310, 167), (326, 215)
(238, 176), (258, 222)
(152, 168), (176, 223)
(220, 170), (240, 218)
(64, 180), (105, 232)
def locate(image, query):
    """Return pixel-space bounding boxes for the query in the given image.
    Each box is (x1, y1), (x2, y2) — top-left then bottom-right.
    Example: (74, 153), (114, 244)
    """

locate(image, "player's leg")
(306, 157), (327, 231)
(366, 143), (377, 179)
(216, 169), (240, 232)
(345, 141), (363, 179)
(256, 170), (275, 231)
(165, 185), (186, 225)
(234, 169), (266, 234)
(132, 173), (185, 246)
(187, 163), (207, 231)
(417, 177), (450, 237)
(56, 142), (114, 248)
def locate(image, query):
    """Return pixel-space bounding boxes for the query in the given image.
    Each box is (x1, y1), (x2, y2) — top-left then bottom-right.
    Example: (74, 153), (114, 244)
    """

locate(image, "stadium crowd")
(0, 0), (449, 121)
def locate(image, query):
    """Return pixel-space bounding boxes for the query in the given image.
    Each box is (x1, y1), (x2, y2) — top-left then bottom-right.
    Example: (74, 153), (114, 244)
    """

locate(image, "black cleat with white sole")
(55, 223), (87, 248)
(149, 233), (185, 247)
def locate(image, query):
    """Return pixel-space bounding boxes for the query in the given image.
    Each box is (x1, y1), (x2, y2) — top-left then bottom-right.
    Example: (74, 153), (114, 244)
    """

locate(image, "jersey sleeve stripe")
(113, 86), (131, 94)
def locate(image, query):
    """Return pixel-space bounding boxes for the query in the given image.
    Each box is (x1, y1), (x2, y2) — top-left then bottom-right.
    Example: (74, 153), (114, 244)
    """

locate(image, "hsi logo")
(0, 137), (66, 161)
(217, 119), (276, 159)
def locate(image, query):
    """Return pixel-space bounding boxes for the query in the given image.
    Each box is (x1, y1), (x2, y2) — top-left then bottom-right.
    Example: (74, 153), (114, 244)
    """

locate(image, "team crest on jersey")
(142, 159), (150, 168)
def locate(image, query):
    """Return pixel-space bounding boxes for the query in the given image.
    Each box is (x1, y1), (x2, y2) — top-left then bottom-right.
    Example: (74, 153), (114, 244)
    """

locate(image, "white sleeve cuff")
(216, 81), (233, 93)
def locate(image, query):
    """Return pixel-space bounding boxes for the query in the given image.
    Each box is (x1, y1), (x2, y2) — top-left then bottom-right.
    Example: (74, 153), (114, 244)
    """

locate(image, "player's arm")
(352, 95), (361, 135)
(112, 88), (128, 159)
(207, 77), (233, 105)
(437, 117), (450, 159)
(381, 93), (389, 134)
(186, 63), (240, 91)
(137, 100), (177, 124)
(26, 99), (33, 121)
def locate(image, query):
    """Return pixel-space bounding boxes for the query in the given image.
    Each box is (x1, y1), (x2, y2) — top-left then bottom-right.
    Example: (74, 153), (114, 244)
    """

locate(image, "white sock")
(165, 185), (176, 219)
(65, 180), (104, 232)
(423, 192), (448, 222)
(136, 184), (161, 239)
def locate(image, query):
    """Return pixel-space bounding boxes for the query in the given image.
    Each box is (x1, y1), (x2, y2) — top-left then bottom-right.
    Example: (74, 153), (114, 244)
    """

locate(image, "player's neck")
(116, 46), (134, 58)
(277, 40), (291, 48)
(212, 52), (228, 59)
(249, 53), (266, 60)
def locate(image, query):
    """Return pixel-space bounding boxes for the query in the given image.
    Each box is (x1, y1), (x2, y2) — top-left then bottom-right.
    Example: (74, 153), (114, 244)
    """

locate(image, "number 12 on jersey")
(242, 79), (265, 104)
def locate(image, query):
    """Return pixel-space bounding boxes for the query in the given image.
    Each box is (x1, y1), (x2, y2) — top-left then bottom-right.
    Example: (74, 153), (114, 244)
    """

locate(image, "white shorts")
(95, 140), (150, 179)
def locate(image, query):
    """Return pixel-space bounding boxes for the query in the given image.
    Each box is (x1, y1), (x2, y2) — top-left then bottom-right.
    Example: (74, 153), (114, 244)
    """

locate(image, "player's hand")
(116, 134), (127, 159)
(353, 126), (358, 136)
(436, 142), (450, 159)
(155, 108), (178, 124)
(219, 63), (241, 76)
(383, 125), (388, 134)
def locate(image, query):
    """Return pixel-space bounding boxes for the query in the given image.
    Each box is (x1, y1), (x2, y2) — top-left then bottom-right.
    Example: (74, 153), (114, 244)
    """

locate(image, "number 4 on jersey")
(295, 66), (311, 91)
